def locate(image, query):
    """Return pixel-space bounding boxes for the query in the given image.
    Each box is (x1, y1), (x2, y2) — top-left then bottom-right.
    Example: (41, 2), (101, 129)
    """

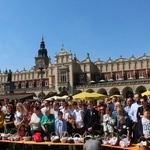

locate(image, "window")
(45, 81), (48, 86)
(80, 74), (85, 84)
(105, 75), (108, 81)
(21, 83), (24, 88)
(139, 72), (143, 78)
(95, 76), (99, 82)
(60, 70), (67, 83)
(29, 83), (32, 87)
(116, 74), (120, 80)
(127, 74), (131, 79)
(37, 82), (40, 87)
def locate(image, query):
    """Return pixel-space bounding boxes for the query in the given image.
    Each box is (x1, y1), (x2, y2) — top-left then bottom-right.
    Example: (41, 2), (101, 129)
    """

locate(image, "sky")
(0, 0), (150, 72)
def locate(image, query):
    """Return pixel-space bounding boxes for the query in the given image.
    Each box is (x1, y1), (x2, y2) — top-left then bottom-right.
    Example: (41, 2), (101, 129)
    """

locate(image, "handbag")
(32, 132), (42, 142)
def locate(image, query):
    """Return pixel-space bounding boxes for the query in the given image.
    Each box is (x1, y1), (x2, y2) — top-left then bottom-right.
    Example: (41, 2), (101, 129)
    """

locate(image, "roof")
(0, 93), (34, 100)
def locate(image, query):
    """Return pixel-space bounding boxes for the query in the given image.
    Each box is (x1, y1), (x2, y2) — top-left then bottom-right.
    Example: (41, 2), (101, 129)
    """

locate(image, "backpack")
(32, 132), (42, 142)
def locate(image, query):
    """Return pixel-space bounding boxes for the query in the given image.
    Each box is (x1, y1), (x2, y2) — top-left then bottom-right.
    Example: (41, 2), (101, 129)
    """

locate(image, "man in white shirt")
(53, 101), (60, 119)
(129, 93), (142, 143)
(124, 97), (133, 115)
(72, 101), (85, 135)
(60, 101), (71, 120)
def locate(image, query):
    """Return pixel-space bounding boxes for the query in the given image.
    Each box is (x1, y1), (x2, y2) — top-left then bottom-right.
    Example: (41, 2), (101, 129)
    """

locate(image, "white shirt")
(60, 108), (71, 120)
(54, 110), (59, 119)
(128, 102), (141, 122)
(142, 117), (150, 138)
(73, 108), (84, 128)
(30, 113), (42, 131)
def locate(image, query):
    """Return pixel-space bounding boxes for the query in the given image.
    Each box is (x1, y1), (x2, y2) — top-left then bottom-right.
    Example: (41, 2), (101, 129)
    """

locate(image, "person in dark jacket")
(137, 95), (150, 121)
(84, 100), (99, 133)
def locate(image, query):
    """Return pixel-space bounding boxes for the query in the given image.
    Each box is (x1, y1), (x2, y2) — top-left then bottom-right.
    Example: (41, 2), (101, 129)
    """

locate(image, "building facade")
(0, 38), (150, 98)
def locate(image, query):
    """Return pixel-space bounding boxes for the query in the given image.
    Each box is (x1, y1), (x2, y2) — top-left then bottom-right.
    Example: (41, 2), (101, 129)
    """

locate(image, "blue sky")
(0, 0), (150, 72)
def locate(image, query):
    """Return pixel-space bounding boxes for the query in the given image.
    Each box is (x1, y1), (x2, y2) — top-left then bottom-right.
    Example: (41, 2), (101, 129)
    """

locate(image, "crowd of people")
(0, 93), (150, 144)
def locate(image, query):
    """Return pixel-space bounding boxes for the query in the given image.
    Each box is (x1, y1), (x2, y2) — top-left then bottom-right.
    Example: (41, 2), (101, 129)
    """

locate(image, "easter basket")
(100, 133), (111, 145)
(10, 128), (18, 134)
(83, 131), (93, 141)
(22, 132), (31, 141)
(1, 133), (10, 140)
(50, 132), (60, 143)
(67, 136), (74, 143)
(8, 133), (20, 141)
(93, 130), (101, 141)
(108, 132), (120, 146)
(137, 137), (150, 150)
(13, 134), (20, 141)
(119, 134), (131, 147)
(60, 132), (69, 143)
(73, 133), (84, 143)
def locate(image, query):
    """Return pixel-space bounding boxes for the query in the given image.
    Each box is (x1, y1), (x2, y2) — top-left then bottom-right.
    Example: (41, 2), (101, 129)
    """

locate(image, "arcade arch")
(109, 87), (120, 96)
(135, 85), (146, 94)
(97, 88), (107, 95)
(121, 86), (133, 98)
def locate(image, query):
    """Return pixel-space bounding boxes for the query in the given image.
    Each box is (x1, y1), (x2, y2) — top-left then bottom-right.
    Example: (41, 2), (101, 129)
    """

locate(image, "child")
(102, 107), (115, 134)
(138, 108), (150, 139)
(117, 116), (130, 137)
(17, 123), (26, 137)
(4, 104), (15, 133)
(55, 111), (67, 136)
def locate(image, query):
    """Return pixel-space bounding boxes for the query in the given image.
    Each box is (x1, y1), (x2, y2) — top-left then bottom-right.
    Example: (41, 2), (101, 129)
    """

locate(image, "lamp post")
(38, 65), (45, 100)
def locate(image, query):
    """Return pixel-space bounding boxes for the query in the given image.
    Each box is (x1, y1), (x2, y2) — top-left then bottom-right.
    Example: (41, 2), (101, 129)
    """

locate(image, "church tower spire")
(35, 37), (50, 69)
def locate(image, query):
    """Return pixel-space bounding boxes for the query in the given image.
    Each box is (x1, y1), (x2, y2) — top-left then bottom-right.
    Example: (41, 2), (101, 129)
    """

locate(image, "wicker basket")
(23, 132), (31, 141)
(50, 132), (60, 142)
(1, 133), (10, 140)
(60, 132), (69, 143)
(109, 132), (119, 146)
(67, 137), (74, 143)
(10, 128), (18, 134)
(73, 133), (84, 143)
(8, 133), (20, 141)
(119, 134), (131, 147)
(83, 131), (92, 141)
(93, 130), (101, 141)
(13, 135), (20, 141)
(138, 136), (149, 150)
(100, 134), (110, 145)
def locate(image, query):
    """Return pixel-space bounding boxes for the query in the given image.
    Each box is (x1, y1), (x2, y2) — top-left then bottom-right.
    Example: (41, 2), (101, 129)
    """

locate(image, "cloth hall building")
(0, 38), (150, 99)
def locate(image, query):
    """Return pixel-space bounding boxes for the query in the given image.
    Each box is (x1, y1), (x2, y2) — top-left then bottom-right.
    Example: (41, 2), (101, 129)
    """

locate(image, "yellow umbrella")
(141, 91), (150, 97)
(90, 92), (107, 99)
(73, 92), (102, 100)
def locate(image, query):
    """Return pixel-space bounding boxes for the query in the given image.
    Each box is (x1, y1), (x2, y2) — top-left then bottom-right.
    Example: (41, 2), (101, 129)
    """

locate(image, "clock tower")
(35, 37), (49, 69)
